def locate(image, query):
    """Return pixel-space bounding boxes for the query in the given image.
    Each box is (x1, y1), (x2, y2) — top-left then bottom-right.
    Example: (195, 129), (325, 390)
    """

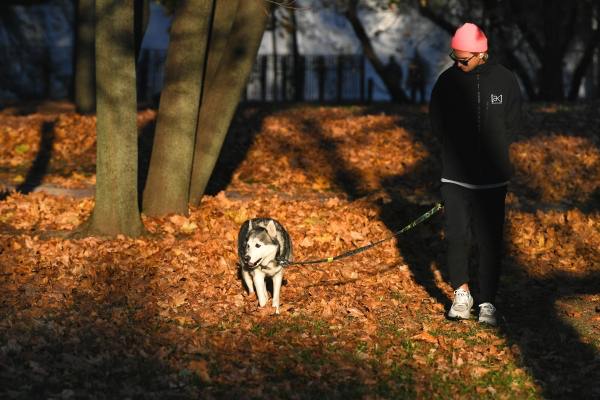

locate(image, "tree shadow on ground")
(358, 104), (450, 308)
(204, 103), (297, 196)
(0, 265), (200, 398)
(0, 120), (55, 201)
(297, 116), (365, 200)
(377, 176), (449, 308)
(499, 256), (600, 399)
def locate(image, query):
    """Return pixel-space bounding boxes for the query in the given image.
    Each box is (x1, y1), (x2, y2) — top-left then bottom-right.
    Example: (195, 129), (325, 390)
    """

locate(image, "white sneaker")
(448, 288), (473, 319)
(478, 303), (497, 326)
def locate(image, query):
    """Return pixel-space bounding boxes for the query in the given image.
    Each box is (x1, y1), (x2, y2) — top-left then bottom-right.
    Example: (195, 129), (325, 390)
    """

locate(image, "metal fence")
(0, 45), (73, 101)
(0, 46), (381, 104)
(244, 54), (371, 103)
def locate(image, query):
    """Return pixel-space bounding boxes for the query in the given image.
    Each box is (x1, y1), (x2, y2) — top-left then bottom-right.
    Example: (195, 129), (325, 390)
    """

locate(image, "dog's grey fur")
(237, 218), (292, 313)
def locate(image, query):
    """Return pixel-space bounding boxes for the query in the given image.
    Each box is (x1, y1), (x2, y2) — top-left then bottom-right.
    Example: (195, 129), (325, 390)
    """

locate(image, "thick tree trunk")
(188, 0), (269, 204)
(344, 1), (408, 103)
(142, 0), (215, 216)
(80, 0), (144, 237)
(74, 0), (95, 114)
(539, 54), (565, 101)
(204, 0), (240, 85)
(494, 28), (537, 100)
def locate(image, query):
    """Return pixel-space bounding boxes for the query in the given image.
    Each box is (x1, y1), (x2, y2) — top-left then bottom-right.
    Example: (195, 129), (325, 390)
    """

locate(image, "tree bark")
(204, 0), (240, 85)
(74, 0), (96, 114)
(142, 0), (215, 216)
(344, 0), (408, 103)
(271, 8), (278, 101)
(289, 8), (304, 101)
(80, 0), (144, 237)
(188, 0), (269, 204)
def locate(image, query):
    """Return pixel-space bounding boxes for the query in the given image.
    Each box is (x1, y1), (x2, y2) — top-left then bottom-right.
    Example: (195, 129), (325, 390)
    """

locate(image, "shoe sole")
(447, 308), (473, 320)
(478, 317), (497, 326)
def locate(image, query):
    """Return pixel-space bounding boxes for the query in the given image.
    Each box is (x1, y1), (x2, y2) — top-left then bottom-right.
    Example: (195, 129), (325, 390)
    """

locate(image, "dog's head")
(243, 220), (280, 269)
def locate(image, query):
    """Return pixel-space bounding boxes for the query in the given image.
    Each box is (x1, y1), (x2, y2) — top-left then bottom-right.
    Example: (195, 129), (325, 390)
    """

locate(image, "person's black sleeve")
(505, 72), (522, 140)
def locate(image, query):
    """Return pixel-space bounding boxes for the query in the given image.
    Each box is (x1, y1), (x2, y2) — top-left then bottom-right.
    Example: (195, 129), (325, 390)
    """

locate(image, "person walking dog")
(429, 22), (521, 326)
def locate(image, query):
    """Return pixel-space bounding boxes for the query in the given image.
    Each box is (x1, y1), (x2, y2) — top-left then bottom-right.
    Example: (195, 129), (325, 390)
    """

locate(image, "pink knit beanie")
(451, 23), (488, 52)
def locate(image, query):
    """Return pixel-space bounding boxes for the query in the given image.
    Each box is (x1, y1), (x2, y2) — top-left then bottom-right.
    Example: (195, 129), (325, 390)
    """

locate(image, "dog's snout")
(244, 255), (251, 263)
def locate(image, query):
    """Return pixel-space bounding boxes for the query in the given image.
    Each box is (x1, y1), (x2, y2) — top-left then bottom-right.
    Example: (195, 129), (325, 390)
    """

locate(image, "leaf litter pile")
(0, 102), (599, 399)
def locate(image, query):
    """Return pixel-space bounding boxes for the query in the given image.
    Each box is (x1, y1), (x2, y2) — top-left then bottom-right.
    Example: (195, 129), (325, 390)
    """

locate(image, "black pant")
(441, 183), (507, 304)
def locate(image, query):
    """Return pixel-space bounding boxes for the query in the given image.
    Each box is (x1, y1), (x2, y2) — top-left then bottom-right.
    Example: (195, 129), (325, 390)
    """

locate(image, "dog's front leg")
(252, 269), (268, 308)
(241, 268), (255, 295)
(271, 270), (283, 314)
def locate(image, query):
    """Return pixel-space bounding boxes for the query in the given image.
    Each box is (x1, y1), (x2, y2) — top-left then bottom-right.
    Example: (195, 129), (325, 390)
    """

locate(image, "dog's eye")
(255, 244), (261, 248)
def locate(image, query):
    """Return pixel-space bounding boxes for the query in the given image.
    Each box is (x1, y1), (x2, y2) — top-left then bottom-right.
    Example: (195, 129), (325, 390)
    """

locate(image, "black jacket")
(429, 60), (521, 185)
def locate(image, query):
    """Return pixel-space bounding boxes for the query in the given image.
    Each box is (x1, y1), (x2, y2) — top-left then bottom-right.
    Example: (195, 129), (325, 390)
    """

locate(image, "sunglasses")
(449, 51), (476, 66)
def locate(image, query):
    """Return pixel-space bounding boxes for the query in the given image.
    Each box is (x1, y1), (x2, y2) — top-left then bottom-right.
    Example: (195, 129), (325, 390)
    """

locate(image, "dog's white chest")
(254, 262), (283, 277)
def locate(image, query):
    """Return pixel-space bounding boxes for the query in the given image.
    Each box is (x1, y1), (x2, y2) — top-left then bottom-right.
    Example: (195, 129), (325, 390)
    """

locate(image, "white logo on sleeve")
(491, 94), (503, 104)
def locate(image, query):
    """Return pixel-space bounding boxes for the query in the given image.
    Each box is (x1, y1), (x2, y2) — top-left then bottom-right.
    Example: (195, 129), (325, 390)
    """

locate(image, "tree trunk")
(74, 0), (95, 114)
(188, 0), (269, 204)
(80, 0), (144, 237)
(568, 12), (600, 100)
(271, 9), (278, 101)
(538, 2), (577, 100)
(204, 0), (240, 85)
(142, 0), (215, 216)
(493, 27), (537, 100)
(289, 8), (304, 101)
(344, 1), (408, 103)
(538, 53), (565, 100)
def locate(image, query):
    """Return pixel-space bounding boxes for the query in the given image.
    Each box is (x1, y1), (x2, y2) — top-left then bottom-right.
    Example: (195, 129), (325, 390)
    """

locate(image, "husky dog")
(237, 218), (292, 314)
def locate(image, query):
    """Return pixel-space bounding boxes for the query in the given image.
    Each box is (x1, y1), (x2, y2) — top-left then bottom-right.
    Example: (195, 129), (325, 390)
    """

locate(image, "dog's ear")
(266, 220), (277, 238)
(248, 219), (253, 230)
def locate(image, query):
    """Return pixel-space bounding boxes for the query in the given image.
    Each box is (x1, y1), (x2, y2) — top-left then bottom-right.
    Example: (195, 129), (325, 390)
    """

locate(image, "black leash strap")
(281, 202), (443, 267)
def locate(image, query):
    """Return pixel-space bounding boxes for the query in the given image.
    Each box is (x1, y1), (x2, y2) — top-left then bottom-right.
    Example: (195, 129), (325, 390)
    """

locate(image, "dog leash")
(280, 202), (443, 267)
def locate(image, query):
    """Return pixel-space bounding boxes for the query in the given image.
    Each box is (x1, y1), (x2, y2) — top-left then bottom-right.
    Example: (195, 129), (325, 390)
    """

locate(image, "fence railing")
(0, 46), (384, 104)
(0, 45), (73, 101)
(244, 54), (371, 103)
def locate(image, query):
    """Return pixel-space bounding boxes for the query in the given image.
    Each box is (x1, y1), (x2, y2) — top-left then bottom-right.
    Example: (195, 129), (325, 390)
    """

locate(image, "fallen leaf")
(411, 331), (438, 345)
(471, 366), (489, 378)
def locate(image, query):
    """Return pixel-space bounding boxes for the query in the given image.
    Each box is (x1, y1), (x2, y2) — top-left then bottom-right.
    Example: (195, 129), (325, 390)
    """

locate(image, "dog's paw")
(274, 306), (280, 315)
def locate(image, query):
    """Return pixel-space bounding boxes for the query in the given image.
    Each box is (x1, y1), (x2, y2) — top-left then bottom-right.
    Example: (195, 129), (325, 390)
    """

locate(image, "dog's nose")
(244, 255), (250, 263)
